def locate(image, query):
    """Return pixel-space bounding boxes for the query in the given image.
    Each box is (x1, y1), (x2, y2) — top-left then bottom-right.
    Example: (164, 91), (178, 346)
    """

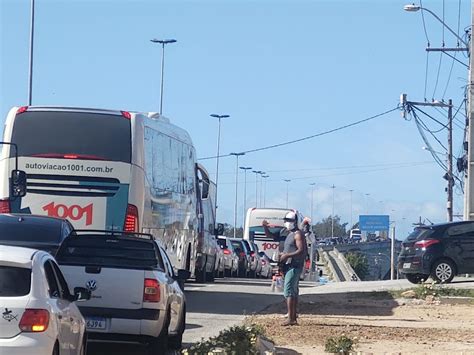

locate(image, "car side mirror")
(11, 170), (27, 198)
(214, 223), (224, 236)
(73, 287), (91, 302)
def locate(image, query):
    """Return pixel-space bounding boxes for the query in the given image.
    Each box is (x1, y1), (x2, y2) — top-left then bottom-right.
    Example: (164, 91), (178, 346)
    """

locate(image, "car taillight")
(414, 239), (440, 249)
(143, 278), (160, 302)
(16, 106), (28, 115)
(223, 249), (231, 255)
(121, 111), (131, 119)
(124, 204), (139, 232)
(261, 259), (267, 265)
(19, 309), (49, 332)
(250, 251), (255, 257)
(0, 199), (10, 213)
(240, 251), (246, 257)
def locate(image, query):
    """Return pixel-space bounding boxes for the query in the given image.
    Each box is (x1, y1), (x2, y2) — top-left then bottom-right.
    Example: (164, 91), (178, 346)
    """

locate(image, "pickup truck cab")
(55, 231), (188, 352)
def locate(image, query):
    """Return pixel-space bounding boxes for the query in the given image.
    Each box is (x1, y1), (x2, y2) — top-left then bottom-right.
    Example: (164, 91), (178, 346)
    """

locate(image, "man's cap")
(283, 211), (296, 222)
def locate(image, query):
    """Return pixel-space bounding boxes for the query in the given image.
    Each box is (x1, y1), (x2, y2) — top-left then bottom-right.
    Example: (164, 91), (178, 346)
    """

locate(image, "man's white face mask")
(284, 221), (295, 230)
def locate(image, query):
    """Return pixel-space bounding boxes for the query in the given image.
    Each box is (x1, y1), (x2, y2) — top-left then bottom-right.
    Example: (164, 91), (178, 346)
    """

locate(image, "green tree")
(345, 252), (369, 280)
(312, 215), (348, 238)
(223, 224), (243, 238)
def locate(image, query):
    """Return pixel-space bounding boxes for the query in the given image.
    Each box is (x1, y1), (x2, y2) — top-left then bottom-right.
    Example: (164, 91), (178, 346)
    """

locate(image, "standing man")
(262, 211), (307, 326)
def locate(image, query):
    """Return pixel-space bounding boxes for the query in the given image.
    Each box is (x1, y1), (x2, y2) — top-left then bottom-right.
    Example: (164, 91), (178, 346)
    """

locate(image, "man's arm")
(262, 220), (280, 240)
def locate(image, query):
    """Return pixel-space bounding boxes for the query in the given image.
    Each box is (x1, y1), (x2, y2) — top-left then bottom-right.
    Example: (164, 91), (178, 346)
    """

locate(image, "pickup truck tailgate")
(56, 233), (165, 312)
(61, 265), (144, 309)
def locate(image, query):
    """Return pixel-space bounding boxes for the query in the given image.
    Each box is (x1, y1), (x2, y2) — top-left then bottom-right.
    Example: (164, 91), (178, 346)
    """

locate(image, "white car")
(217, 236), (239, 277)
(56, 231), (188, 352)
(0, 245), (89, 355)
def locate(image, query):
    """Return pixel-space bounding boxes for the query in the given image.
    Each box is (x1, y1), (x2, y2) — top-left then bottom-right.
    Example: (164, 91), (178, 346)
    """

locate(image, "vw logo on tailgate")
(86, 279), (97, 292)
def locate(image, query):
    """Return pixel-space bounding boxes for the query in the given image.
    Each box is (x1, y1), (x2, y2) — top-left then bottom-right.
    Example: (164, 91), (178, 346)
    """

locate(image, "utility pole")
(465, 3), (474, 220)
(240, 166), (252, 225)
(331, 184), (336, 238)
(284, 179), (291, 208)
(230, 153), (245, 238)
(401, 94), (454, 221)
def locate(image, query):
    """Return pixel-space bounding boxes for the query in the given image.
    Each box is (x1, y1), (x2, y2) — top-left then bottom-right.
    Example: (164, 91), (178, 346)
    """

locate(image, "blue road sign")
(359, 215), (390, 232)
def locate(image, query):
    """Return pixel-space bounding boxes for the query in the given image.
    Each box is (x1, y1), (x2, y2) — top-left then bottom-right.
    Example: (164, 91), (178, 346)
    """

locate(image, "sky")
(0, 0), (471, 239)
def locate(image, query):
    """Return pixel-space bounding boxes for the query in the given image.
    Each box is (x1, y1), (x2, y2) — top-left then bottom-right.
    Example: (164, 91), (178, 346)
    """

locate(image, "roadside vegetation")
(390, 283), (474, 300)
(345, 252), (369, 280)
(182, 324), (267, 354)
(325, 334), (357, 354)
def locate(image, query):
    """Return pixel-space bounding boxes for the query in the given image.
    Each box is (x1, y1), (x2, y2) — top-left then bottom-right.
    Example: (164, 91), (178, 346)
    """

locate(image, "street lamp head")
(284, 179), (291, 183)
(151, 38), (177, 44)
(230, 152), (245, 157)
(240, 166), (252, 171)
(404, 4), (421, 12)
(210, 114), (230, 119)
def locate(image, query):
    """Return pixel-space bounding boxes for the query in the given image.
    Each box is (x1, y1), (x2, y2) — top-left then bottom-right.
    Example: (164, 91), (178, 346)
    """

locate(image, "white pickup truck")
(55, 231), (188, 353)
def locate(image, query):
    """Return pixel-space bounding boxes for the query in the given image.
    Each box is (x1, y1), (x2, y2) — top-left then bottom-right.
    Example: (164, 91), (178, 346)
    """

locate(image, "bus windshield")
(249, 226), (285, 238)
(11, 111), (131, 163)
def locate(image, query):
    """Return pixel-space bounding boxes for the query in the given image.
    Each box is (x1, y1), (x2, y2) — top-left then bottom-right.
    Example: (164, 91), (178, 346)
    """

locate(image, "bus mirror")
(11, 170), (27, 198)
(249, 231), (255, 239)
(215, 223), (224, 236)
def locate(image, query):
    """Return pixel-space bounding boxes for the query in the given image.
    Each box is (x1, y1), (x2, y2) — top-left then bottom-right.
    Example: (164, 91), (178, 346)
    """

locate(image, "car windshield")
(0, 266), (31, 296)
(56, 236), (164, 270)
(0, 221), (63, 244)
(405, 227), (435, 241)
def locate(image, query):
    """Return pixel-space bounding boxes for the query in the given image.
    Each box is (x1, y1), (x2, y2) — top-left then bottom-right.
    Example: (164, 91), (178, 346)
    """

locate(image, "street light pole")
(150, 39), (177, 114)
(262, 175), (269, 207)
(365, 193), (370, 214)
(210, 114), (230, 221)
(27, 0), (35, 105)
(240, 166), (252, 225)
(310, 183), (316, 224)
(253, 170), (262, 207)
(403, 4), (469, 47)
(331, 185), (336, 238)
(230, 153), (245, 238)
(349, 189), (354, 228)
(284, 179), (291, 208)
(258, 171), (266, 207)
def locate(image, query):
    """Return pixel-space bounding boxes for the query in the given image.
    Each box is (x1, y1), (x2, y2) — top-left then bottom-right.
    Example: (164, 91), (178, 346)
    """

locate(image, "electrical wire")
(198, 106), (400, 160)
(432, 53), (443, 101)
(424, 52), (429, 101)
(419, 0), (431, 46)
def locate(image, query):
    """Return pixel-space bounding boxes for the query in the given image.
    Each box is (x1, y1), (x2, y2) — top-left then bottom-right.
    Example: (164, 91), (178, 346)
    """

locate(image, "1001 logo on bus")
(261, 242), (279, 251)
(43, 202), (93, 225)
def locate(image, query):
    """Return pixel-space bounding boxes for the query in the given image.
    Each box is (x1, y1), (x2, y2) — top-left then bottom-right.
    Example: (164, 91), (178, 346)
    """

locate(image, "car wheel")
(52, 341), (59, 355)
(206, 271), (215, 283)
(195, 268), (206, 283)
(405, 273), (428, 284)
(431, 259), (456, 283)
(148, 310), (169, 354)
(168, 305), (186, 350)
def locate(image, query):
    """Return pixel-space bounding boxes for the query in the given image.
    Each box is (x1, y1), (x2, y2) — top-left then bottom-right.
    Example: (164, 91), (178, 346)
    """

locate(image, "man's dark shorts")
(283, 267), (302, 298)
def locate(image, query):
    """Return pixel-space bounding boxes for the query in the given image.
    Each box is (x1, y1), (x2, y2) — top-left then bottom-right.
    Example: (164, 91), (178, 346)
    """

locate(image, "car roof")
(416, 221), (474, 229)
(0, 245), (46, 267)
(0, 213), (66, 226)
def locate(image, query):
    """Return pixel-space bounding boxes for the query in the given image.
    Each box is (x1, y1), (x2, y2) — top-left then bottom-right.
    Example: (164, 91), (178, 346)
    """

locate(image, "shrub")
(345, 252), (369, 280)
(325, 334), (356, 354)
(183, 324), (266, 354)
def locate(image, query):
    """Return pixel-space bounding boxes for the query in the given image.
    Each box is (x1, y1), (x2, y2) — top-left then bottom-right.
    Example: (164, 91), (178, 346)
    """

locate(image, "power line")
(198, 106), (400, 160)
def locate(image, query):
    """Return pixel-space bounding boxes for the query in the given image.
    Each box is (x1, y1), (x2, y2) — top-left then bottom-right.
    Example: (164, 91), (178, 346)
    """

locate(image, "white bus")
(243, 207), (304, 260)
(0, 106), (219, 280)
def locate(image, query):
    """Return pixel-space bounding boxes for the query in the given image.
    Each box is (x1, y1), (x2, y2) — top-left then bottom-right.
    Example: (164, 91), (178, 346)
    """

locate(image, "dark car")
(0, 213), (75, 254)
(229, 238), (251, 277)
(398, 221), (474, 284)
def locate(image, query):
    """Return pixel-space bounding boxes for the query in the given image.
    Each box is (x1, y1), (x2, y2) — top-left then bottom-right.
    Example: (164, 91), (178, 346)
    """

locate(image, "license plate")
(86, 317), (106, 330)
(403, 263), (411, 269)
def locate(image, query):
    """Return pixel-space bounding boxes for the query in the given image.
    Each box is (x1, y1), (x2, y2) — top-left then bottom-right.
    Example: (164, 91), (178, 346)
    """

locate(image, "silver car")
(217, 236), (239, 277)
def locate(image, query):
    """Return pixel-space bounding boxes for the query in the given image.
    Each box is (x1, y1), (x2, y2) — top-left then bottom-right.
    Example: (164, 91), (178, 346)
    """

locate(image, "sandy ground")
(250, 291), (474, 354)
